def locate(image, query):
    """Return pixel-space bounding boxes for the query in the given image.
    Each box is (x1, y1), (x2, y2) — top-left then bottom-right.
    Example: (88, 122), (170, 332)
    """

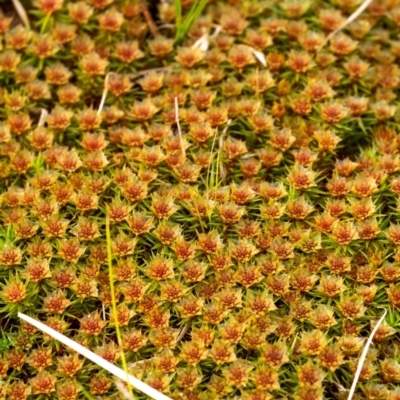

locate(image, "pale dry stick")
(192, 25), (221, 61)
(192, 33), (209, 52)
(319, 0), (374, 49)
(102, 303), (106, 320)
(174, 97), (186, 160)
(97, 72), (112, 116)
(18, 313), (173, 400)
(188, 24), (218, 55)
(192, 24), (222, 52)
(210, 24), (222, 39)
(347, 308), (388, 400)
(38, 109), (48, 127)
(11, 0), (30, 28)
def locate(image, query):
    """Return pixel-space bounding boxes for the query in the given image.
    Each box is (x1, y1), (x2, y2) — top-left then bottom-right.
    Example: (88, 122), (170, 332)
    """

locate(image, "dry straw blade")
(346, 308), (387, 400)
(192, 34), (209, 52)
(18, 313), (173, 400)
(38, 109), (48, 127)
(248, 47), (267, 67)
(320, 0), (374, 48)
(97, 73), (112, 116)
(11, 0), (31, 28)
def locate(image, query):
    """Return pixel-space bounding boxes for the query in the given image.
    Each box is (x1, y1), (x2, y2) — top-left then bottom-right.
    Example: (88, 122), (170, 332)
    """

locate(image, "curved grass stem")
(106, 215), (134, 399)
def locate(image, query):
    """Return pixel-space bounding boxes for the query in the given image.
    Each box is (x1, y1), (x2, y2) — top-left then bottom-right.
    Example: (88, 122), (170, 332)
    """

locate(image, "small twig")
(177, 322), (190, 343)
(139, 0), (159, 37)
(97, 73), (112, 116)
(319, 0), (373, 49)
(347, 308), (388, 400)
(11, 0), (30, 28)
(174, 97), (185, 160)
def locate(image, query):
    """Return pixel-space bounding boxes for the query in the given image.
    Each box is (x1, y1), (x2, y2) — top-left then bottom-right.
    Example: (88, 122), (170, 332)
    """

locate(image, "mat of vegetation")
(1, 0), (400, 399)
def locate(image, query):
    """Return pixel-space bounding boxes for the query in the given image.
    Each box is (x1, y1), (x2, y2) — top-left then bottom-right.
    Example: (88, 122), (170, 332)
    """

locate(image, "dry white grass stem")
(249, 46), (266, 67)
(11, 0), (30, 28)
(97, 72), (112, 116)
(192, 33), (209, 52)
(347, 308), (388, 400)
(320, 0), (374, 48)
(18, 313), (173, 400)
(38, 109), (48, 127)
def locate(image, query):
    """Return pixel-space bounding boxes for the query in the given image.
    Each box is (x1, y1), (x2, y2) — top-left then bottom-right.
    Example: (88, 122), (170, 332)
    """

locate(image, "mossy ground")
(1, 0), (400, 399)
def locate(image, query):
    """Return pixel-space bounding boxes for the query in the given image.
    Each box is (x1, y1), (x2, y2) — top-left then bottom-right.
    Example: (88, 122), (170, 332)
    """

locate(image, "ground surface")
(1, 0), (400, 399)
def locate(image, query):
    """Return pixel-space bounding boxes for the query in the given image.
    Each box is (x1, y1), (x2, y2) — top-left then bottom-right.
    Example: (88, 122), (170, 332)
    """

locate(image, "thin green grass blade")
(174, 0), (182, 27)
(181, 0), (209, 33)
(81, 386), (96, 400)
(106, 215), (134, 400)
(175, 0), (209, 43)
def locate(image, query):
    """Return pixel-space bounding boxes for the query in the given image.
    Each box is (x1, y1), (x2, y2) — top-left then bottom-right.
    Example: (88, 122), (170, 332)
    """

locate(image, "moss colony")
(2, 0), (400, 399)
